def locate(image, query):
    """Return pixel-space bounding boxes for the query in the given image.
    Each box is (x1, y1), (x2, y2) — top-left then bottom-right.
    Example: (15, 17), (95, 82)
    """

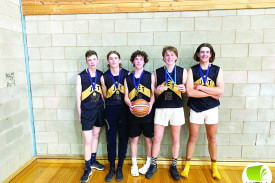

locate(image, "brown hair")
(162, 46), (178, 58)
(85, 50), (98, 60)
(193, 43), (216, 63)
(106, 51), (122, 68)
(130, 50), (149, 67)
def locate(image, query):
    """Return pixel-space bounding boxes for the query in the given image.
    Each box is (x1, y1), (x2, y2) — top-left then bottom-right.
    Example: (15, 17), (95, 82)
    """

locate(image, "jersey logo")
(194, 77), (216, 87)
(81, 84), (102, 101)
(129, 84), (151, 101)
(106, 83), (125, 98)
(158, 80), (182, 98)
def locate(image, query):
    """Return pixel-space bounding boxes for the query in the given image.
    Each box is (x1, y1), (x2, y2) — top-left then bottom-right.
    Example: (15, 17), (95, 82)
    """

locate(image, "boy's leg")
(130, 136), (140, 176)
(181, 123), (200, 179)
(145, 124), (165, 179)
(81, 130), (93, 182)
(117, 107), (129, 168)
(206, 124), (220, 180)
(105, 114), (118, 182)
(90, 106), (106, 170)
(169, 125), (182, 180)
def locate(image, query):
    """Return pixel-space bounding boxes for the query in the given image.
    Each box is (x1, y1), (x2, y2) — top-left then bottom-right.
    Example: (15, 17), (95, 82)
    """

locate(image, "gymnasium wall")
(0, 0), (34, 181)
(24, 9), (275, 159)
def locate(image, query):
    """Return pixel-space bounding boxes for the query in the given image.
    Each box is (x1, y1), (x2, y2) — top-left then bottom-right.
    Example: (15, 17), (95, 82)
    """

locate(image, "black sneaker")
(169, 165), (180, 180)
(105, 167), (116, 182)
(90, 161), (106, 170)
(145, 164), (158, 179)
(80, 169), (92, 182)
(116, 166), (124, 182)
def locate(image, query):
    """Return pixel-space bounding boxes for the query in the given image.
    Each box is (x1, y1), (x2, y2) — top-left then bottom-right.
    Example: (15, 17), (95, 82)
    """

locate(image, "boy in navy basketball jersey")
(124, 50), (155, 177)
(182, 43), (224, 180)
(100, 51), (129, 182)
(76, 50), (106, 182)
(146, 46), (187, 180)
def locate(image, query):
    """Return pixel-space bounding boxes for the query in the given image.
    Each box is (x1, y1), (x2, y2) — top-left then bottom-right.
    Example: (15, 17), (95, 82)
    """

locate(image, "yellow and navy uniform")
(187, 64), (220, 112)
(103, 68), (129, 168)
(103, 68), (128, 106)
(79, 69), (104, 110)
(126, 70), (153, 123)
(155, 66), (184, 108)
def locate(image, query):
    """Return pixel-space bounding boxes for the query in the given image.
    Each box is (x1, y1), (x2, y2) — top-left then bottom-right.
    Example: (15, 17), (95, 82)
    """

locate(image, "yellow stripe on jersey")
(81, 84), (102, 101)
(129, 84), (151, 101)
(106, 83), (125, 98)
(194, 77), (216, 87)
(158, 80), (182, 98)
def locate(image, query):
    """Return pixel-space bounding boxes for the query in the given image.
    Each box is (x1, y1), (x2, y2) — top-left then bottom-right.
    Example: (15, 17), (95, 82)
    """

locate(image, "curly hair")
(130, 50), (149, 67)
(193, 43), (216, 63)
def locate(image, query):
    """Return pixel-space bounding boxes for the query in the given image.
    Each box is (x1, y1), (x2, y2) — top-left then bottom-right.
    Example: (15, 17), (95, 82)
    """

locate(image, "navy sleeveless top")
(126, 70), (153, 123)
(155, 65), (184, 108)
(187, 64), (220, 112)
(79, 69), (104, 110)
(103, 68), (128, 106)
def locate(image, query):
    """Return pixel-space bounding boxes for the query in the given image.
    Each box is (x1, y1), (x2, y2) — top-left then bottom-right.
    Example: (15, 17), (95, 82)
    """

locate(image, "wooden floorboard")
(10, 162), (275, 183)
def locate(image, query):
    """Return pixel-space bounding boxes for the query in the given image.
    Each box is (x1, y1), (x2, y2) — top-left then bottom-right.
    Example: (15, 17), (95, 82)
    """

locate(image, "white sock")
(132, 157), (137, 167)
(146, 157), (151, 166)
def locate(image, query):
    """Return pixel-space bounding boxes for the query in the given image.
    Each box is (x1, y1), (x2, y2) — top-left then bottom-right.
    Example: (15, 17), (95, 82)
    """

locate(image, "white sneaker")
(139, 164), (150, 175)
(131, 165), (139, 177)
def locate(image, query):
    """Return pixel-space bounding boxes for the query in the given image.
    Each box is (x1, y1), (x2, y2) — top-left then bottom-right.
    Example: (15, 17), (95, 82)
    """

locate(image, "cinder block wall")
(25, 9), (275, 159)
(0, 0), (34, 181)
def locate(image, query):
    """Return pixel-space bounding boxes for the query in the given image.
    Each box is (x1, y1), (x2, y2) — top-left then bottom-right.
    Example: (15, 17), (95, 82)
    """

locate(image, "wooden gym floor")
(5, 157), (275, 183)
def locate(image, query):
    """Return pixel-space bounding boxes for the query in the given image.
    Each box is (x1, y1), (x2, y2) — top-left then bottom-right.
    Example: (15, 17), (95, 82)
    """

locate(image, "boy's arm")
(148, 74), (155, 113)
(124, 78), (133, 113)
(186, 68), (213, 98)
(76, 75), (82, 124)
(100, 75), (107, 99)
(154, 71), (165, 95)
(194, 68), (224, 96)
(177, 68), (187, 93)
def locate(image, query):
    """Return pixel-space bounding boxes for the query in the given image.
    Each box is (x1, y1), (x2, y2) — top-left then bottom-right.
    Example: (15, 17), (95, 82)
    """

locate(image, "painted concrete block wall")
(25, 9), (275, 159)
(0, 0), (34, 181)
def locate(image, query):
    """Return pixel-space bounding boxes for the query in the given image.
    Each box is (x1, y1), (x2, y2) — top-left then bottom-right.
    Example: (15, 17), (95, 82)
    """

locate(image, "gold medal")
(116, 90), (120, 95)
(174, 86), (178, 91)
(93, 92), (96, 96)
(164, 86), (168, 90)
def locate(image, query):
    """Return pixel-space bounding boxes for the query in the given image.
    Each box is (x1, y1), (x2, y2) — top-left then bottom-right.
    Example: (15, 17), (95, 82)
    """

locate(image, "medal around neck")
(133, 70), (144, 97)
(199, 64), (210, 86)
(109, 69), (121, 95)
(165, 65), (177, 91)
(87, 68), (97, 93)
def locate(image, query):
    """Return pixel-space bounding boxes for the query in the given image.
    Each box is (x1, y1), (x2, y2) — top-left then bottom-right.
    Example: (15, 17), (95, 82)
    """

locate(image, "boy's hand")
(177, 84), (186, 93)
(156, 85), (165, 94)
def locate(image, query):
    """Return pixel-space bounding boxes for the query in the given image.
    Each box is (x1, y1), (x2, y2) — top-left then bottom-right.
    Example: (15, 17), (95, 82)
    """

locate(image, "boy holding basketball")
(100, 51), (129, 182)
(146, 46), (187, 180)
(124, 50), (155, 177)
(181, 43), (224, 180)
(76, 50), (106, 182)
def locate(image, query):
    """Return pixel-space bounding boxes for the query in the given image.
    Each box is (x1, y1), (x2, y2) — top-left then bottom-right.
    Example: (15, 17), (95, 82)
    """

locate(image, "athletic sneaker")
(80, 169), (92, 182)
(105, 167), (115, 182)
(90, 161), (106, 170)
(169, 165), (180, 180)
(116, 166), (124, 182)
(145, 164), (158, 179)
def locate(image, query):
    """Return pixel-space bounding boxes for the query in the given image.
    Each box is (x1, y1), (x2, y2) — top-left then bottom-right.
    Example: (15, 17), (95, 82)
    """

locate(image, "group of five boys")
(76, 43), (224, 182)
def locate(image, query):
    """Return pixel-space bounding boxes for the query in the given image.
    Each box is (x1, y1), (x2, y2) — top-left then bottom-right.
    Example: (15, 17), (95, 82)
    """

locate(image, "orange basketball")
(132, 99), (150, 117)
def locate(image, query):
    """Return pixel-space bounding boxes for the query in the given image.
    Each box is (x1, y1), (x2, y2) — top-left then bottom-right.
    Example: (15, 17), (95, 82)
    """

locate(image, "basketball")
(132, 99), (150, 117)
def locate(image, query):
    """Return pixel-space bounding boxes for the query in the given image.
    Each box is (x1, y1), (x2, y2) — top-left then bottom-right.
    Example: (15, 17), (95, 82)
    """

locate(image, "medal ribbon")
(87, 69), (97, 92)
(165, 65), (176, 85)
(199, 64), (210, 86)
(109, 69), (121, 90)
(133, 70), (144, 93)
